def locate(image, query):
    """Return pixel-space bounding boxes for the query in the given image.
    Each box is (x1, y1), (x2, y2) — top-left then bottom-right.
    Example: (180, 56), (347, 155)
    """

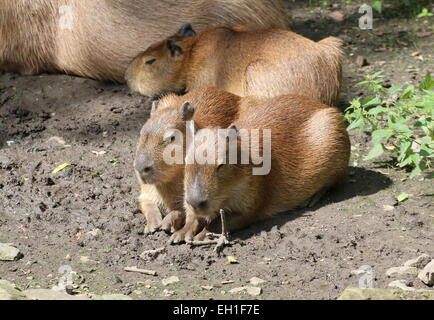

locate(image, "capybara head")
(134, 97), (195, 185)
(184, 124), (252, 218)
(125, 24), (197, 98)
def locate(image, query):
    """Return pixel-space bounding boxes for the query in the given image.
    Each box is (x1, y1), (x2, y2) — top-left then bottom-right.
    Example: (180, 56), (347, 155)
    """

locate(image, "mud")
(0, 1), (433, 299)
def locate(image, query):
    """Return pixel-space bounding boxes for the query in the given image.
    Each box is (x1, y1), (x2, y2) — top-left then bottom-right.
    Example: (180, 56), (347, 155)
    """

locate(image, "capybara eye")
(163, 134), (176, 144)
(145, 58), (156, 65)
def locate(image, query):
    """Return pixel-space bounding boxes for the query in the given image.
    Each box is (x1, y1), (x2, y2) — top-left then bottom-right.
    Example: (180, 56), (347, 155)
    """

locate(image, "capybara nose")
(135, 154), (153, 174)
(187, 197), (209, 211)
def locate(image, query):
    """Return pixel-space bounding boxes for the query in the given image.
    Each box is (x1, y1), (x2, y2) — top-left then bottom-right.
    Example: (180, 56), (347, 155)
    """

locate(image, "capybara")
(134, 88), (242, 233)
(0, 0), (289, 82)
(126, 25), (343, 105)
(171, 91), (350, 243)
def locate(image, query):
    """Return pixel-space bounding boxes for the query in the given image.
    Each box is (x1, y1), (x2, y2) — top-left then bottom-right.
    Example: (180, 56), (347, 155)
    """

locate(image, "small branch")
(124, 266), (158, 276)
(213, 209), (231, 255)
(187, 209), (235, 255)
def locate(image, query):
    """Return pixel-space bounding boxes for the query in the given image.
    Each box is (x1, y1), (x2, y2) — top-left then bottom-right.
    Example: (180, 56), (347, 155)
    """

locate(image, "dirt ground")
(0, 1), (433, 299)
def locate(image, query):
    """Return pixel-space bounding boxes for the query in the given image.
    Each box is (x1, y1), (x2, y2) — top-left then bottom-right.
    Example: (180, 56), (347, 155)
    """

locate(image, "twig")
(124, 266), (158, 276)
(213, 209), (231, 255)
(187, 209), (235, 254)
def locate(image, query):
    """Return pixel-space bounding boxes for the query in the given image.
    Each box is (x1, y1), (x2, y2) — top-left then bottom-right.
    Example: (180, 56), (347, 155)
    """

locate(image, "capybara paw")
(169, 229), (193, 244)
(161, 211), (185, 234)
(193, 229), (208, 241)
(160, 218), (172, 233)
(144, 218), (162, 234)
(169, 231), (185, 244)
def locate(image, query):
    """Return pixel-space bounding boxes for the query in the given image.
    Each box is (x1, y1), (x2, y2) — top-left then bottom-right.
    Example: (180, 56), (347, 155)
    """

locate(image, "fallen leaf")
(52, 163), (72, 174)
(92, 150), (107, 156)
(397, 193), (409, 202)
(227, 256), (238, 264)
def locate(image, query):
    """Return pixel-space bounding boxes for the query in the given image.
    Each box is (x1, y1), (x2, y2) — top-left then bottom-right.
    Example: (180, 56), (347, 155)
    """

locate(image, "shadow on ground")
(210, 166), (393, 240)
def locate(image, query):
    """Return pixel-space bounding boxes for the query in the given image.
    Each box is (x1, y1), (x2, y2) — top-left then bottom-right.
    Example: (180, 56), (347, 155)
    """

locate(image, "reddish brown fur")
(126, 26), (343, 105)
(134, 87), (350, 239)
(134, 88), (242, 233)
(173, 90), (350, 242)
(0, 0), (289, 82)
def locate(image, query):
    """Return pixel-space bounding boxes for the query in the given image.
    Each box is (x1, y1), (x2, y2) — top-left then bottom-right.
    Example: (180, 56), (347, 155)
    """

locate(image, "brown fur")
(173, 90), (350, 242)
(126, 26), (343, 106)
(0, 0), (289, 82)
(134, 88), (241, 233)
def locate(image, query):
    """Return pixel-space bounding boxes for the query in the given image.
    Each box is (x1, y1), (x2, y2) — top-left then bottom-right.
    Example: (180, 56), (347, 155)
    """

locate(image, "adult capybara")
(173, 91), (350, 243)
(0, 0), (289, 82)
(126, 25), (343, 105)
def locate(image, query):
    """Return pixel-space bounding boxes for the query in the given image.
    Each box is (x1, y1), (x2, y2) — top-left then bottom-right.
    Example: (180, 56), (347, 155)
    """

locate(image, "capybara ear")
(166, 40), (183, 57)
(180, 101), (195, 121)
(151, 100), (158, 115)
(177, 24), (197, 37)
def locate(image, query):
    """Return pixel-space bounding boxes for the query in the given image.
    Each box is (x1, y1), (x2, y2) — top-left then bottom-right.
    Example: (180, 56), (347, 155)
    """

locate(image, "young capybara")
(134, 88), (242, 234)
(170, 92), (350, 243)
(126, 25), (343, 106)
(0, 0), (289, 82)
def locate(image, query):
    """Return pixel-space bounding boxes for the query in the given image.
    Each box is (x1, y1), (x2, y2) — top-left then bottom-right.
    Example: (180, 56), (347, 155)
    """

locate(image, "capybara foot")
(161, 210), (185, 233)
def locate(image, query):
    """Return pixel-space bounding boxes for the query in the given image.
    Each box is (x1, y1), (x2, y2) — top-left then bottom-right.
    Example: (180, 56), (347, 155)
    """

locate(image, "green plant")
(416, 8), (433, 18)
(371, 0), (433, 17)
(345, 72), (434, 179)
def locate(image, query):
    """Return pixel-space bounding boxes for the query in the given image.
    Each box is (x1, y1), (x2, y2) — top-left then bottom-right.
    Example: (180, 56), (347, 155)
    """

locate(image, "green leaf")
(364, 96), (382, 107)
(372, 129), (393, 142)
(365, 143), (384, 160)
(387, 85), (403, 95)
(52, 163), (72, 174)
(401, 85), (415, 100)
(368, 106), (386, 116)
(372, 1), (383, 14)
(347, 118), (364, 131)
(417, 8), (434, 19)
(410, 162), (426, 178)
(396, 193), (409, 202)
(347, 99), (361, 110)
(419, 73), (434, 91)
(392, 123), (412, 134)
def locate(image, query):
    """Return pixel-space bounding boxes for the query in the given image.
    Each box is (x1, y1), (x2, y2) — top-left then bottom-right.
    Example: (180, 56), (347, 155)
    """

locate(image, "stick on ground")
(124, 266), (158, 276)
(187, 209), (235, 255)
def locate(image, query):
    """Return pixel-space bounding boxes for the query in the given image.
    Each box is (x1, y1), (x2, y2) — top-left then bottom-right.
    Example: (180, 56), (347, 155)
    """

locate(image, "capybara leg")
(169, 211), (206, 244)
(138, 183), (162, 234)
(140, 200), (163, 234)
(161, 210), (185, 233)
(193, 227), (209, 241)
